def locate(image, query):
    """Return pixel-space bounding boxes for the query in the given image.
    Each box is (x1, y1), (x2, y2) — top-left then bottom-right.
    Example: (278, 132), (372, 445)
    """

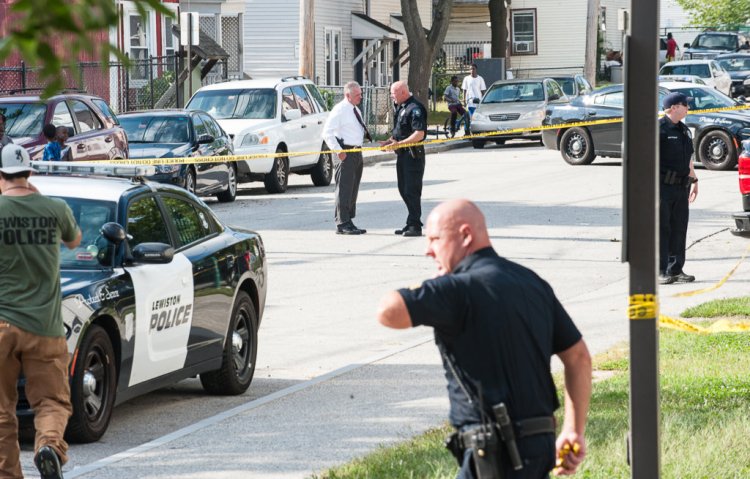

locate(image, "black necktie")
(353, 107), (373, 143)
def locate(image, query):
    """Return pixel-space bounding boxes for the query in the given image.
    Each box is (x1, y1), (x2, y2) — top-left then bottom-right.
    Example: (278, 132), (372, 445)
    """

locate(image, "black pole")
(21, 61), (26, 92)
(624, 0), (661, 477)
(149, 55), (155, 109)
(125, 53), (130, 112)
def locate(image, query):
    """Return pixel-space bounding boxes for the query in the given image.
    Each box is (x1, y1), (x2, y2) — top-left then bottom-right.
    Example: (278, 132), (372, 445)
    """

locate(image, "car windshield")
(120, 116), (191, 143)
(717, 57), (750, 71)
(0, 103), (47, 138)
(660, 64), (711, 78)
(551, 78), (576, 96)
(482, 83), (545, 103)
(55, 197), (117, 269)
(691, 34), (736, 50)
(187, 89), (277, 120)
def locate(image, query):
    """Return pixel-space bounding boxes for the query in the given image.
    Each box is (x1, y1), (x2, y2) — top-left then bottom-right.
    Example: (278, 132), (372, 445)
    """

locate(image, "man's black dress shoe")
(394, 226), (409, 235)
(35, 446), (63, 479)
(402, 226), (422, 237)
(336, 225), (362, 235)
(349, 222), (366, 234)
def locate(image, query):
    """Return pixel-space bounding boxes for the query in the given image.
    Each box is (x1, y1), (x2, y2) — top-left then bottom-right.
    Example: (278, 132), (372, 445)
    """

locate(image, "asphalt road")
(18, 141), (750, 478)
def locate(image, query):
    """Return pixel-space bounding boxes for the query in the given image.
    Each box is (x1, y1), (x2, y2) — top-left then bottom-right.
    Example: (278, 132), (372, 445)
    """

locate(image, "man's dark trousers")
(396, 147), (425, 227)
(659, 183), (690, 275)
(334, 150), (363, 226)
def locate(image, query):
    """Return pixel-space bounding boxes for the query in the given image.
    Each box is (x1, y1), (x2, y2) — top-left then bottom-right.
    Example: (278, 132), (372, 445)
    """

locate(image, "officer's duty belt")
(660, 171), (692, 186)
(458, 416), (555, 448)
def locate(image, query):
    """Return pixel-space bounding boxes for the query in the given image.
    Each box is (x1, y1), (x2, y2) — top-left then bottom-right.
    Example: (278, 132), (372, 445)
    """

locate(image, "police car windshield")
(0, 103), (47, 138)
(187, 89), (277, 120)
(483, 83), (545, 103)
(55, 197), (117, 269)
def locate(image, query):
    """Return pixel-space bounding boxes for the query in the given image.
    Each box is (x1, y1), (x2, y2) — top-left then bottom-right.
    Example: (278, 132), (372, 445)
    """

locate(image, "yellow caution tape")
(658, 315), (750, 333)
(84, 103), (750, 167)
(628, 294), (658, 320)
(671, 244), (750, 298)
(554, 442), (581, 475)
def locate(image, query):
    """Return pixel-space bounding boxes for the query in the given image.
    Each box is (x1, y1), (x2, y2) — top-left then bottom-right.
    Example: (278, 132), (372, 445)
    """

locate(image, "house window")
(126, 13), (151, 81)
(325, 28), (342, 86)
(369, 40), (391, 87)
(164, 16), (175, 57)
(511, 9), (536, 55)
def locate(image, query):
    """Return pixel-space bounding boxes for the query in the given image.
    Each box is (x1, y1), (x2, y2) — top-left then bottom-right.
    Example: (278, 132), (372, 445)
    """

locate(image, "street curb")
(362, 138), (470, 166)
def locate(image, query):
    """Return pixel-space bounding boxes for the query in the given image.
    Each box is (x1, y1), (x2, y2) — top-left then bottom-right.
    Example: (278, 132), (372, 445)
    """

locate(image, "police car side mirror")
(132, 242), (174, 264)
(101, 222), (126, 244)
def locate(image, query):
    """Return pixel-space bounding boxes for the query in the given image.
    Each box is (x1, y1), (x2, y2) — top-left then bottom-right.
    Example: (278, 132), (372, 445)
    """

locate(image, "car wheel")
(698, 130), (736, 171)
(472, 139), (485, 149)
(184, 167), (197, 194)
(560, 127), (596, 165)
(495, 139), (506, 145)
(200, 291), (258, 395)
(310, 147), (333, 186)
(443, 118), (456, 139)
(216, 164), (238, 203)
(263, 150), (289, 193)
(66, 325), (117, 443)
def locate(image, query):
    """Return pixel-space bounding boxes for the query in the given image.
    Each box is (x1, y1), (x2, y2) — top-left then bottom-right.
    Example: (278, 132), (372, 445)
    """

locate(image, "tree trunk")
(400, 0), (455, 107)
(489, 0), (509, 60)
(584, 0), (600, 85)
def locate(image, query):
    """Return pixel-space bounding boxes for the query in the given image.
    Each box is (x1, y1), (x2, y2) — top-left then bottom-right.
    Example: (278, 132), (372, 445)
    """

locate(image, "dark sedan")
(542, 82), (750, 170)
(715, 53), (750, 97)
(119, 110), (237, 202)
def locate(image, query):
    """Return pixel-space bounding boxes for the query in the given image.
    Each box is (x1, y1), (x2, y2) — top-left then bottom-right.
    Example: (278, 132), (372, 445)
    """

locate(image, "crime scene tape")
(628, 294), (658, 320)
(659, 315), (750, 333)
(88, 103), (750, 167)
(671, 243), (750, 298)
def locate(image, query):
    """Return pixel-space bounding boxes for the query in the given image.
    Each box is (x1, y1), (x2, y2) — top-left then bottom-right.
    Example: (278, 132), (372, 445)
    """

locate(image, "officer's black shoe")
(402, 226), (422, 237)
(336, 224), (362, 235)
(674, 272), (695, 283)
(394, 226), (409, 235)
(34, 446), (63, 479)
(658, 274), (676, 285)
(349, 222), (366, 234)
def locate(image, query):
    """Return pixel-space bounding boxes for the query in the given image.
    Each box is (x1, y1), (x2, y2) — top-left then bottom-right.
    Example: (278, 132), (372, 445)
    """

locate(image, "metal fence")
(319, 84), (393, 137)
(0, 54), (230, 113)
(436, 41), (490, 73)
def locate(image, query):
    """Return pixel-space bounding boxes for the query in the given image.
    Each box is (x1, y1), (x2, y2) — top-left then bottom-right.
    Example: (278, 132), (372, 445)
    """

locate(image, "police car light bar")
(31, 161), (156, 178)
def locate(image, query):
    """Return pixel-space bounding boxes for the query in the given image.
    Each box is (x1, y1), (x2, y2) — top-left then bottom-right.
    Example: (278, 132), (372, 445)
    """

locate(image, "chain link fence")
(319, 85), (393, 137)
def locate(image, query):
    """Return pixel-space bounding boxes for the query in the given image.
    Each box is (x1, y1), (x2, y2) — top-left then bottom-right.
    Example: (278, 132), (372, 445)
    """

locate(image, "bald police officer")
(381, 81), (427, 237)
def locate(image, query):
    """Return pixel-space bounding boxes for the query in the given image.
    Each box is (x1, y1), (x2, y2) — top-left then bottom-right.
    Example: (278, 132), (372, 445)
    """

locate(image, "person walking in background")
(462, 64), (486, 118)
(0, 144), (82, 479)
(377, 199), (591, 478)
(444, 75), (468, 134)
(666, 32), (678, 62)
(381, 81), (428, 237)
(42, 123), (61, 162)
(322, 81), (371, 235)
(659, 92), (698, 285)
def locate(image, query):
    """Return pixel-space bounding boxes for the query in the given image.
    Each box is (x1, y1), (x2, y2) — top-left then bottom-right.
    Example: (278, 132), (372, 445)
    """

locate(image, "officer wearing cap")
(659, 92), (698, 285)
(381, 81), (428, 237)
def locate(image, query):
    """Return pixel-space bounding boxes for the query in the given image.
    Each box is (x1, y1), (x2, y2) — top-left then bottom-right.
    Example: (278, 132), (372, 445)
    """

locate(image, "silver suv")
(187, 77), (332, 193)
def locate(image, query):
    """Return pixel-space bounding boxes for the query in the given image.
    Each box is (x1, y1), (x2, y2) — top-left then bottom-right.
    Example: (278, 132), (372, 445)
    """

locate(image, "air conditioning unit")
(515, 41), (532, 53)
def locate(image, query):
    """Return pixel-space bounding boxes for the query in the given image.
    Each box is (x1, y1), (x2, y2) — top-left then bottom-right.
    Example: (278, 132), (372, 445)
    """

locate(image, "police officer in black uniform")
(381, 81), (427, 237)
(659, 92), (699, 285)
(377, 199), (592, 478)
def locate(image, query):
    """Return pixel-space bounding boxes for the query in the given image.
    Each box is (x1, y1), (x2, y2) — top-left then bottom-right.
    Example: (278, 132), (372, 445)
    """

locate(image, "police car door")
(123, 194), (195, 386)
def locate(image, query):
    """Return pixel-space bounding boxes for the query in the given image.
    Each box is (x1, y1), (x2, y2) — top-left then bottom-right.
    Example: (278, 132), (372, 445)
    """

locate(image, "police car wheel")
(65, 324), (117, 443)
(560, 127), (596, 165)
(217, 164), (238, 202)
(200, 291), (258, 395)
(311, 147), (333, 186)
(263, 150), (289, 193)
(698, 130), (736, 171)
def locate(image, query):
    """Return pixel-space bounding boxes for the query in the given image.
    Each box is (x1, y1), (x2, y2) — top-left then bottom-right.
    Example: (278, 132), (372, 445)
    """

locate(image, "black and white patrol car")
(17, 162), (267, 443)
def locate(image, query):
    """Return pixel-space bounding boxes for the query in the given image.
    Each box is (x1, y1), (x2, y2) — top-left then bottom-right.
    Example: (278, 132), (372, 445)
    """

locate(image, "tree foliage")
(675, 0), (750, 29)
(0, 0), (172, 98)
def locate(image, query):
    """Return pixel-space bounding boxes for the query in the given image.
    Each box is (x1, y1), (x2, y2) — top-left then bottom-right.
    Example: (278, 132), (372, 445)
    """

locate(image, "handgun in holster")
(493, 403), (524, 471)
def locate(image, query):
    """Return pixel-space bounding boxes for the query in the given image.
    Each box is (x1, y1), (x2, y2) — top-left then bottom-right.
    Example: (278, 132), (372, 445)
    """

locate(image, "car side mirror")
(100, 222), (126, 244)
(549, 94), (560, 101)
(738, 95), (747, 104)
(683, 43), (690, 48)
(197, 134), (215, 144)
(132, 242), (174, 264)
(283, 109), (302, 121)
(472, 98), (480, 104)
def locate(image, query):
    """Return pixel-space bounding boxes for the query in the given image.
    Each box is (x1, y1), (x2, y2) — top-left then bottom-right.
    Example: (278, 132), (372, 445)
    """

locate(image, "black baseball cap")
(663, 92), (691, 109)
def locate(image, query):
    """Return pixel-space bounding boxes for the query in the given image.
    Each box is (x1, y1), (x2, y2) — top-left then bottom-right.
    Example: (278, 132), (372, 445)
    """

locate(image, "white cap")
(0, 144), (36, 174)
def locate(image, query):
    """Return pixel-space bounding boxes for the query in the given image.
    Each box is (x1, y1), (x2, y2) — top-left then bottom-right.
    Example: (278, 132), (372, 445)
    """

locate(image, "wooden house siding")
(244, 0), (300, 78)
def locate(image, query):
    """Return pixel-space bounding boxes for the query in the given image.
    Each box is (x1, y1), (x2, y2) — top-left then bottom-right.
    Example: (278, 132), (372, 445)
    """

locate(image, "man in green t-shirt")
(0, 145), (81, 479)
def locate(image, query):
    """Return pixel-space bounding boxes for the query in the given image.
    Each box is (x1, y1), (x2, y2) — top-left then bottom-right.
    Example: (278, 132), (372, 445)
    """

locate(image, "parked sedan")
(715, 53), (750, 98)
(659, 60), (732, 96)
(542, 82), (750, 170)
(0, 93), (128, 161)
(470, 78), (569, 149)
(119, 110), (238, 202)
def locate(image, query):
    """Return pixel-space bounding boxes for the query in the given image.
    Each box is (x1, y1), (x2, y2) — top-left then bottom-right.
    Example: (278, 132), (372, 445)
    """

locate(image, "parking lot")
(17, 140), (750, 478)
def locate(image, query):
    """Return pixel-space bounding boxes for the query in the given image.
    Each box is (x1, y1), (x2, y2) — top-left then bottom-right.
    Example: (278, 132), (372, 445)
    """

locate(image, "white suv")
(187, 77), (332, 193)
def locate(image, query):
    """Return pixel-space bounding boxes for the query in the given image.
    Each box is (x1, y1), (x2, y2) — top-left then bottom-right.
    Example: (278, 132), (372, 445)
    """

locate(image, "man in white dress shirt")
(323, 81), (371, 235)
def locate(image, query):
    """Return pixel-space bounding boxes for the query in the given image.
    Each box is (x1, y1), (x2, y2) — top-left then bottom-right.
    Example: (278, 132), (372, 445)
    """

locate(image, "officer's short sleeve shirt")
(398, 247), (582, 427)
(659, 116), (693, 176)
(393, 96), (427, 140)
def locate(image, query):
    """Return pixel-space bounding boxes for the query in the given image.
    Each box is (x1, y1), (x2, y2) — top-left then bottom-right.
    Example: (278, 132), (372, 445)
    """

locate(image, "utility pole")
(299, 0), (315, 78)
(623, 0), (661, 477)
(584, 0), (600, 85)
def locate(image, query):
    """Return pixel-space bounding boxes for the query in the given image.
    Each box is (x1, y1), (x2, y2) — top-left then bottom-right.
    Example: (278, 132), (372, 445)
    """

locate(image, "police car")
(17, 162), (267, 443)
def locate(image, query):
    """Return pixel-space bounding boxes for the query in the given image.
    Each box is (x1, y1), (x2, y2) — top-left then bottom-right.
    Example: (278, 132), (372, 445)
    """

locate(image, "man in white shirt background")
(323, 81), (371, 235)
(461, 64), (486, 118)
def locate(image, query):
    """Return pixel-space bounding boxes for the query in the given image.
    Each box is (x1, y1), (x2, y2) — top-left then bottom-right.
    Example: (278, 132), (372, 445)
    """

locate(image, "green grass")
(315, 326), (750, 479)
(681, 297), (750, 318)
